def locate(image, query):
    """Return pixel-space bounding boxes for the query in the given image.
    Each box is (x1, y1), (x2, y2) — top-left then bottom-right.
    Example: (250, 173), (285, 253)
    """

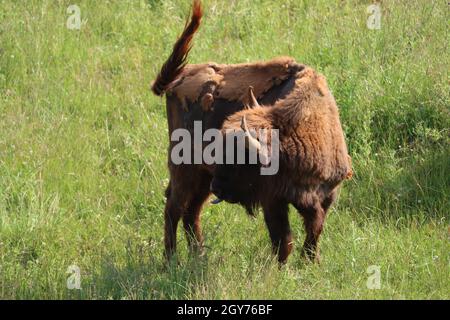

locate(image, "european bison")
(151, 0), (351, 263)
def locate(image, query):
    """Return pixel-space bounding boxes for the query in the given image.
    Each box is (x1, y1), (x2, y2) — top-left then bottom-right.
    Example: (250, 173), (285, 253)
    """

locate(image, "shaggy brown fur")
(151, 1), (351, 263)
(211, 67), (352, 263)
(167, 57), (300, 111)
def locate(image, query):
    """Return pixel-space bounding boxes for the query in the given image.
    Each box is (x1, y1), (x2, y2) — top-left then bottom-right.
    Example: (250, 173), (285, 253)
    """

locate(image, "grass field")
(0, 0), (448, 299)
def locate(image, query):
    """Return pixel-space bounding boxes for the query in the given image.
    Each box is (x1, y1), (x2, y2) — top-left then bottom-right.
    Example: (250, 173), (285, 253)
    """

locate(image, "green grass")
(0, 0), (448, 299)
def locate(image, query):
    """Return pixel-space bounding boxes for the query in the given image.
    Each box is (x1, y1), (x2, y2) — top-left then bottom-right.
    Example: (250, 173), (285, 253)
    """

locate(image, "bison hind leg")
(182, 172), (212, 257)
(164, 168), (211, 262)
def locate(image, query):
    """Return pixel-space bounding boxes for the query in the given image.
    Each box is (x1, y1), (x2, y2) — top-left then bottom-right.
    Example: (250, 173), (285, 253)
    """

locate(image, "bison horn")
(240, 115), (271, 165)
(240, 115), (261, 151)
(247, 86), (260, 108)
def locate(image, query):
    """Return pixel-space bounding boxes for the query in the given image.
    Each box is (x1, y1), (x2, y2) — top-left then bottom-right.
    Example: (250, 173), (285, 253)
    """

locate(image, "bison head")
(211, 110), (277, 215)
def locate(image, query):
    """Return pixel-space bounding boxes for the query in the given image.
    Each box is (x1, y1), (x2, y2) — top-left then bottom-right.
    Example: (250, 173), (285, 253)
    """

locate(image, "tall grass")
(0, 0), (448, 299)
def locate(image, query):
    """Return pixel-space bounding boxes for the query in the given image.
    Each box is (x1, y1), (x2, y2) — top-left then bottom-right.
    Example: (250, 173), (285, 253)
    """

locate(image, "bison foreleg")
(263, 200), (293, 264)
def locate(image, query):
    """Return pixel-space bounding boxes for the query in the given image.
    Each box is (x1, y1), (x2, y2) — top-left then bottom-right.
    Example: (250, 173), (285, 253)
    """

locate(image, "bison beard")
(151, 0), (351, 264)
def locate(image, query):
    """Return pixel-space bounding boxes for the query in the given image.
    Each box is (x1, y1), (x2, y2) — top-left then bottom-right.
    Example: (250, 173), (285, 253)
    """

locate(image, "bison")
(151, 0), (351, 263)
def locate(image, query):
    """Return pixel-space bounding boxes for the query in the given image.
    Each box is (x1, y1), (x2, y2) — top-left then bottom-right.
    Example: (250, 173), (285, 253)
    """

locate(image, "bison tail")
(151, 0), (203, 96)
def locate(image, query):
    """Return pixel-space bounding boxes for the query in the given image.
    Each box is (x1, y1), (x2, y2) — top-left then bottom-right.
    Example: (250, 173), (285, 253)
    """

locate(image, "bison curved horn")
(240, 115), (271, 166)
(247, 86), (260, 108)
(240, 115), (261, 151)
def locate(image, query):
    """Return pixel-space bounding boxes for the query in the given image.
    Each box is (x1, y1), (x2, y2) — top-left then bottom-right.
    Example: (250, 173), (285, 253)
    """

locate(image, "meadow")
(0, 0), (448, 299)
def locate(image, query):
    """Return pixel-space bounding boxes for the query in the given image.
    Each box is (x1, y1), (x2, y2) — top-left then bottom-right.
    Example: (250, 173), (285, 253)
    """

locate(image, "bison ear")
(245, 86), (260, 108)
